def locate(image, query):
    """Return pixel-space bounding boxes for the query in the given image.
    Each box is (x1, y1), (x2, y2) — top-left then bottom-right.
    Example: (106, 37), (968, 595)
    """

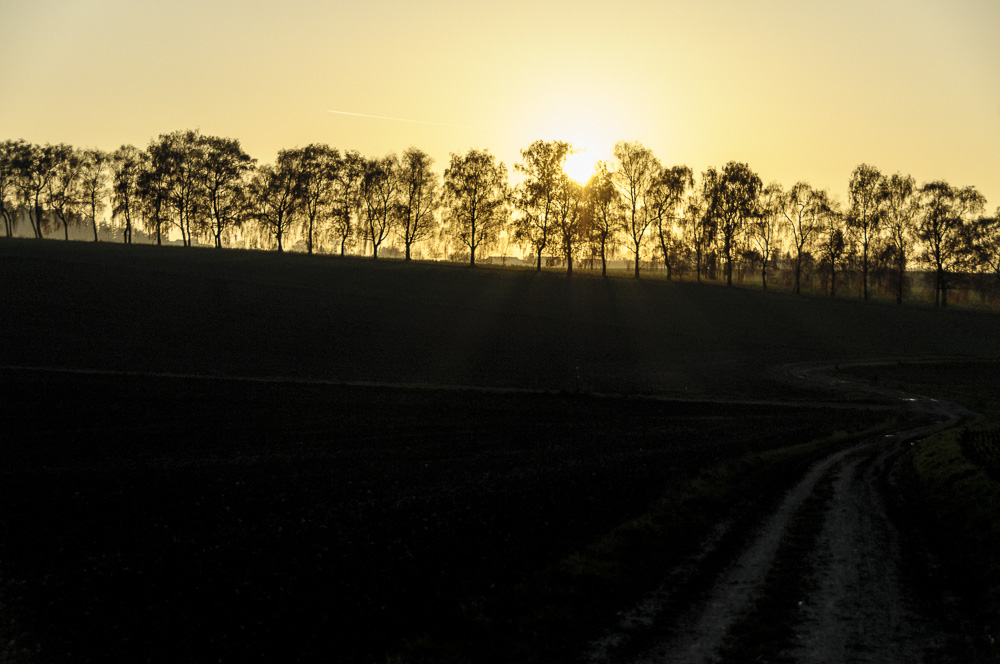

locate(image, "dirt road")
(585, 360), (982, 664)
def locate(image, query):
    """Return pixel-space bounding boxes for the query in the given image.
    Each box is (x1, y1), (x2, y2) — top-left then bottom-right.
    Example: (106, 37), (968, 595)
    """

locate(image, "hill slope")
(3, 238), (1000, 397)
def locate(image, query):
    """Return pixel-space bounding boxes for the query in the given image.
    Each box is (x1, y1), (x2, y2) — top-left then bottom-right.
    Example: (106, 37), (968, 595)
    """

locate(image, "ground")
(1, 238), (999, 662)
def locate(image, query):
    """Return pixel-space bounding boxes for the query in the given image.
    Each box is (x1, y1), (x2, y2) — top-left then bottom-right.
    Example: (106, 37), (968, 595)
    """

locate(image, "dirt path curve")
(585, 359), (981, 664)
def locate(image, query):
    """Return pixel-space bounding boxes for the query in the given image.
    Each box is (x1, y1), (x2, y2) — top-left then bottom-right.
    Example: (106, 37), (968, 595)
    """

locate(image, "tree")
(976, 210), (1000, 283)
(703, 162), (762, 286)
(396, 147), (439, 261)
(880, 173), (919, 304)
(916, 181), (985, 307)
(80, 148), (110, 241)
(611, 141), (659, 278)
(111, 145), (144, 244)
(331, 150), (364, 256)
(282, 143), (336, 254)
(250, 153), (299, 252)
(360, 155), (399, 259)
(160, 130), (206, 247)
(817, 199), (848, 297)
(442, 148), (509, 267)
(847, 164), (885, 301)
(201, 135), (255, 249)
(137, 142), (171, 245)
(748, 182), (783, 290)
(648, 165), (694, 280)
(583, 162), (621, 277)
(514, 140), (571, 270)
(552, 176), (586, 275)
(13, 142), (61, 239)
(45, 145), (83, 241)
(0, 139), (28, 237)
(683, 189), (715, 282)
(781, 182), (823, 294)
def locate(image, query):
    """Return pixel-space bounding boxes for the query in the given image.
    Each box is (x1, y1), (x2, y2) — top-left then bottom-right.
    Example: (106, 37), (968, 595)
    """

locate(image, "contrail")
(327, 109), (506, 133)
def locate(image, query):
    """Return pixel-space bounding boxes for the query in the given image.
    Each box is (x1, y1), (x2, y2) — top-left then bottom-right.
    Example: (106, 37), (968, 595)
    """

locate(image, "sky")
(2, 0), (998, 208)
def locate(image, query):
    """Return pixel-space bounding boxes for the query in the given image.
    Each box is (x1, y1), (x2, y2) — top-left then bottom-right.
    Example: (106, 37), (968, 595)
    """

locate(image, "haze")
(1, 0), (998, 204)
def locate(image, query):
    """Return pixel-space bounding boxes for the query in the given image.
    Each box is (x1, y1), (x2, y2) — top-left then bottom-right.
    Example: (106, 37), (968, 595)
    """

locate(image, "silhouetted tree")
(201, 135), (255, 249)
(360, 155), (399, 259)
(612, 141), (659, 278)
(817, 200), (848, 297)
(111, 145), (144, 244)
(13, 142), (61, 239)
(46, 145), (83, 240)
(847, 164), (885, 301)
(977, 210), (1000, 283)
(284, 143), (336, 254)
(781, 182), (823, 294)
(684, 189), (714, 282)
(137, 142), (170, 245)
(396, 147), (439, 260)
(648, 165), (694, 280)
(0, 139), (27, 237)
(703, 161), (762, 286)
(514, 140), (571, 270)
(332, 150), (364, 256)
(583, 162), (621, 277)
(250, 152), (299, 252)
(443, 148), (509, 267)
(880, 173), (918, 304)
(553, 176), (585, 275)
(916, 181), (985, 307)
(748, 182), (783, 290)
(80, 148), (110, 242)
(159, 130), (206, 246)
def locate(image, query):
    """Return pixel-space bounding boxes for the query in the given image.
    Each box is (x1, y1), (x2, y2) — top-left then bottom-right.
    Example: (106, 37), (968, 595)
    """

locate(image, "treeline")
(1, 132), (998, 307)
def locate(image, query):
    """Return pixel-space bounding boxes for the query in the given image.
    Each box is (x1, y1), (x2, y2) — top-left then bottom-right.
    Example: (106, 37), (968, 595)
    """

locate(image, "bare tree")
(161, 130), (206, 246)
(817, 199), (848, 297)
(360, 154), (399, 259)
(683, 189), (715, 282)
(748, 182), (783, 290)
(916, 181), (985, 307)
(46, 145), (84, 241)
(443, 148), (509, 267)
(583, 162), (621, 277)
(612, 141), (659, 278)
(514, 140), (571, 270)
(703, 161), (762, 286)
(250, 152), (299, 252)
(880, 173), (919, 304)
(648, 165), (694, 280)
(137, 142), (171, 245)
(0, 139), (28, 237)
(396, 147), (439, 260)
(847, 164), (885, 301)
(13, 143), (61, 239)
(282, 143), (336, 254)
(782, 182), (823, 294)
(80, 148), (110, 241)
(201, 135), (255, 249)
(552, 176), (585, 275)
(976, 209), (1000, 283)
(111, 145), (144, 244)
(331, 150), (364, 256)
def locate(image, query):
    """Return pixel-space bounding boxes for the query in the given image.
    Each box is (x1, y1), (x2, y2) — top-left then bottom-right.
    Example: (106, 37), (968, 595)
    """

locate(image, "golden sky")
(2, 0), (998, 207)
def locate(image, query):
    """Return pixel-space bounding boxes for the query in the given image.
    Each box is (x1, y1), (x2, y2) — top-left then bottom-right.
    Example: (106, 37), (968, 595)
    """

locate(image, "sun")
(563, 148), (600, 184)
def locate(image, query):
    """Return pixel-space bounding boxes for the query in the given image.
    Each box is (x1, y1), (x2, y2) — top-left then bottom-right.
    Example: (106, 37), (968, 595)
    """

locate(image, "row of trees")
(2, 132), (998, 306)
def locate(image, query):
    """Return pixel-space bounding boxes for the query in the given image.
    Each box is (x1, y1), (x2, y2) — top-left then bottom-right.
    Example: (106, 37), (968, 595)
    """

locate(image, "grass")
(912, 429), (1000, 658)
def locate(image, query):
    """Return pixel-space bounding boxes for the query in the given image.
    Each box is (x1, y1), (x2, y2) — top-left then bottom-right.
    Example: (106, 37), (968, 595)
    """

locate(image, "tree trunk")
(405, 242), (412, 261)
(862, 253), (869, 301)
(470, 246), (476, 267)
(600, 241), (607, 277)
(536, 246), (543, 271)
(634, 250), (640, 279)
(830, 268), (837, 297)
(761, 266), (767, 291)
(794, 253), (802, 294)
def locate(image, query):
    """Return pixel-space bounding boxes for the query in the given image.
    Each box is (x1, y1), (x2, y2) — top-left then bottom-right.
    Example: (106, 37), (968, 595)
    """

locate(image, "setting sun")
(563, 147), (600, 184)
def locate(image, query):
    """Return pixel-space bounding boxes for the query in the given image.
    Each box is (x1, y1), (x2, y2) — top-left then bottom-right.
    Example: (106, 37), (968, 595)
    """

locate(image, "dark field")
(2, 239), (1000, 662)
